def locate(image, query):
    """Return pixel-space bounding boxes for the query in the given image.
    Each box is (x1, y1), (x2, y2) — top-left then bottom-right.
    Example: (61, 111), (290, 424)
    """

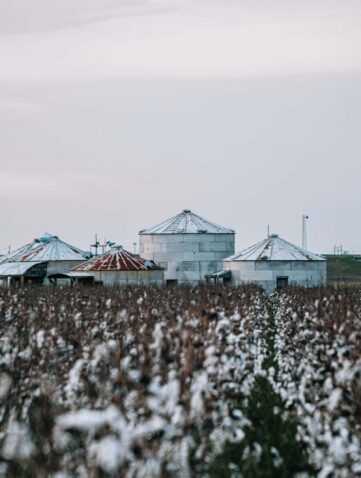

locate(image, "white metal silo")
(222, 234), (326, 293)
(139, 209), (235, 284)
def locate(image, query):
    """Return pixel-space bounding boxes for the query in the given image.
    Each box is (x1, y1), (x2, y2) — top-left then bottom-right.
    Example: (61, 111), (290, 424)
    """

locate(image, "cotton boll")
(328, 388), (342, 412)
(2, 420), (34, 461)
(64, 359), (84, 404)
(190, 372), (209, 419)
(0, 373), (12, 400)
(57, 406), (124, 434)
(18, 347), (32, 361)
(36, 329), (45, 348)
(90, 436), (125, 473)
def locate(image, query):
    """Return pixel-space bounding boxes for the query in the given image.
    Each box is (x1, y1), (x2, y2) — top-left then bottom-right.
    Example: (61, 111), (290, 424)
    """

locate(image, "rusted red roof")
(71, 247), (163, 272)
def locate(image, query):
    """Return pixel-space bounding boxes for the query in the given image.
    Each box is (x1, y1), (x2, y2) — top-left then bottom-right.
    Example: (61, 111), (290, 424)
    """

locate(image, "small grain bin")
(70, 246), (164, 285)
(139, 209), (235, 284)
(222, 234), (326, 293)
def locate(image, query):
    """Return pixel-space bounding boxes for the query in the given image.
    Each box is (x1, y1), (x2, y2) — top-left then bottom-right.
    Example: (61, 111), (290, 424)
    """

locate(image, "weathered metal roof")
(1, 234), (87, 263)
(224, 234), (326, 262)
(0, 243), (35, 264)
(0, 262), (42, 277)
(71, 246), (163, 272)
(139, 209), (235, 235)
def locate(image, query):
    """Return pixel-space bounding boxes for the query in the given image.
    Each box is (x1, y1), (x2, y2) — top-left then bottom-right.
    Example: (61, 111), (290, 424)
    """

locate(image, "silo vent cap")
(183, 209), (191, 213)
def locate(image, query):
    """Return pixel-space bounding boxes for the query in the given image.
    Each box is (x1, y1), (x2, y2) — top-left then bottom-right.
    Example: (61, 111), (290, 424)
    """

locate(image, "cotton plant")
(0, 285), (360, 476)
(273, 289), (361, 477)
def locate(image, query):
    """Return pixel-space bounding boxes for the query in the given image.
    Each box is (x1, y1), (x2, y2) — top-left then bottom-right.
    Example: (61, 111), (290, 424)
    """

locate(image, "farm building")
(215, 234), (326, 293)
(139, 209), (235, 284)
(69, 246), (164, 285)
(0, 233), (89, 286)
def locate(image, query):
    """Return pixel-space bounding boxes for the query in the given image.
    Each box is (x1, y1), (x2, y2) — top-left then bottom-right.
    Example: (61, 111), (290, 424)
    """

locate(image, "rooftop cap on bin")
(0, 233), (87, 263)
(71, 246), (163, 272)
(224, 234), (325, 262)
(139, 209), (235, 235)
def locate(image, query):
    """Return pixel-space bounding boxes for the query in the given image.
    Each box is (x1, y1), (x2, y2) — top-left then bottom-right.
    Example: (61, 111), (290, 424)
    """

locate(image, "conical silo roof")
(2, 234), (87, 263)
(225, 234), (325, 262)
(0, 242), (38, 264)
(139, 209), (234, 235)
(71, 246), (162, 272)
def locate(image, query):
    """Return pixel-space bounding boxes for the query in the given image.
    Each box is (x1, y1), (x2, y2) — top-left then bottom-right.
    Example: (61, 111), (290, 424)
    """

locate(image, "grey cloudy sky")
(1, 0), (361, 254)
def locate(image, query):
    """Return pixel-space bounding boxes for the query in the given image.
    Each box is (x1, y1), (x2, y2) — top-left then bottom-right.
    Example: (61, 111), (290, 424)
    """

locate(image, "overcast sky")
(1, 0), (361, 254)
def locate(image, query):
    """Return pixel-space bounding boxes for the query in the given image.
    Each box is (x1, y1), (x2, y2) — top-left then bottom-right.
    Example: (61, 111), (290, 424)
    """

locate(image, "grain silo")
(139, 209), (235, 284)
(221, 234), (326, 293)
(70, 246), (164, 285)
(0, 233), (88, 286)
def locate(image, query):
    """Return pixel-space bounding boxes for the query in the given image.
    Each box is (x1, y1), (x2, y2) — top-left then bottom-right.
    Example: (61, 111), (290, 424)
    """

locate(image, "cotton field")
(0, 285), (360, 477)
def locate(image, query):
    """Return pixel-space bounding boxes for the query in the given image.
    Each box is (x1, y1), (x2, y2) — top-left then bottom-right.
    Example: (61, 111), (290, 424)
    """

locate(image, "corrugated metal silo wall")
(139, 233), (235, 283)
(223, 260), (327, 292)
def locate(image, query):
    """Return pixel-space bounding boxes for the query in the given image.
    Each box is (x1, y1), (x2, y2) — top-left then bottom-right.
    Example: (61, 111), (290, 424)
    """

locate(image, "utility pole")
(302, 215), (309, 249)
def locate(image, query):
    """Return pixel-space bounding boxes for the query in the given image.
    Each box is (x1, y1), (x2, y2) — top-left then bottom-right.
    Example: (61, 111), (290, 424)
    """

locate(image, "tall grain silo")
(139, 209), (235, 284)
